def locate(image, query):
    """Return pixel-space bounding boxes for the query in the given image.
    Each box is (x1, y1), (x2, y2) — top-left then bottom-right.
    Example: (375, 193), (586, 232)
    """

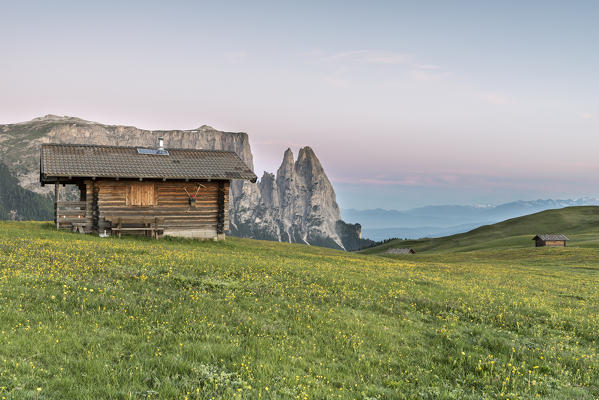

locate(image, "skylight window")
(137, 148), (169, 156)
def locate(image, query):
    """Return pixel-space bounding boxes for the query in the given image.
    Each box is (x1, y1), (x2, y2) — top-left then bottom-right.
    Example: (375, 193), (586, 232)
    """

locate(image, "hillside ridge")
(362, 205), (599, 254)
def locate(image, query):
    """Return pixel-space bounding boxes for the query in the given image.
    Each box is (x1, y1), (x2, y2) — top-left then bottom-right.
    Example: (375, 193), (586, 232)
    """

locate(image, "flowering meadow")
(0, 221), (597, 399)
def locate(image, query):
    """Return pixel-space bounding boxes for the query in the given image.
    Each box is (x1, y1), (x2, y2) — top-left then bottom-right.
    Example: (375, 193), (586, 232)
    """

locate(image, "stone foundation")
(163, 229), (225, 240)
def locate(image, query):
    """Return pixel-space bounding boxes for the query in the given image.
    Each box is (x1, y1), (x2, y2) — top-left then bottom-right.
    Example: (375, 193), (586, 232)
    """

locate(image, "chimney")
(158, 136), (164, 151)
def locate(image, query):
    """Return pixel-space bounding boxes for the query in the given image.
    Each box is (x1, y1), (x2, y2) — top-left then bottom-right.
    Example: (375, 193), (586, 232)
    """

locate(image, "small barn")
(532, 234), (569, 247)
(385, 248), (416, 255)
(40, 140), (257, 239)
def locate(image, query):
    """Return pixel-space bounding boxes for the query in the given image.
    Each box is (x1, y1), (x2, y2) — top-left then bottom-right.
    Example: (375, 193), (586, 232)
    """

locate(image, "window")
(127, 183), (156, 206)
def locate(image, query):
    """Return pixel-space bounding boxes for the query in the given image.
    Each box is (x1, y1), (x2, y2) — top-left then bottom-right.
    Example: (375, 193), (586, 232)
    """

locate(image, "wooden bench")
(105, 216), (164, 239)
(71, 222), (87, 234)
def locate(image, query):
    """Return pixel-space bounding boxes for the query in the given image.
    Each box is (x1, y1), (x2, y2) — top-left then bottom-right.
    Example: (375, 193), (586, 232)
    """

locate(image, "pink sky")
(1, 1), (598, 209)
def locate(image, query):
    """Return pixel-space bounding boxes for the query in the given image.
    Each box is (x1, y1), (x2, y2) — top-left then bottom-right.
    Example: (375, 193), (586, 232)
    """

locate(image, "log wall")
(535, 239), (567, 247)
(91, 179), (229, 238)
(544, 240), (566, 247)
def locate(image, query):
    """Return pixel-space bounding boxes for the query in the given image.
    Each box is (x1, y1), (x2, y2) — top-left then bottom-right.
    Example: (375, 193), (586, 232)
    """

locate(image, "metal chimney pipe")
(158, 137), (164, 151)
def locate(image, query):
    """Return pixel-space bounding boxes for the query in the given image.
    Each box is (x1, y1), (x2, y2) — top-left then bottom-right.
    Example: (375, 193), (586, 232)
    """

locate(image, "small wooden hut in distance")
(385, 248), (416, 255)
(532, 234), (569, 247)
(40, 139), (257, 239)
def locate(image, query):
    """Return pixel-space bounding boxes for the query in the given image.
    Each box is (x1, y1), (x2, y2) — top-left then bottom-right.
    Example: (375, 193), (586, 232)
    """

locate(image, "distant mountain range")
(342, 198), (599, 241)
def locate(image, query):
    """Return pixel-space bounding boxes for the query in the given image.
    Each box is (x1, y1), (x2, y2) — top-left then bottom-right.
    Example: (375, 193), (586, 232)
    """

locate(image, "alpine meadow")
(2, 2), (599, 399)
(0, 216), (597, 399)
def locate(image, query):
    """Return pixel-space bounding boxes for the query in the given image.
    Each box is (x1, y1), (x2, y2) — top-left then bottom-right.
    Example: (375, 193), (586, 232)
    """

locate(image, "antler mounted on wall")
(184, 183), (207, 206)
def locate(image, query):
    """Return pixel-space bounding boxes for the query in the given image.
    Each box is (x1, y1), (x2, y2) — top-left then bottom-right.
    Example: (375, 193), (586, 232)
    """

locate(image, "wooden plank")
(157, 202), (218, 207)
(98, 210), (218, 220)
(157, 224), (218, 228)
(111, 227), (160, 231)
(56, 218), (93, 224)
(97, 206), (220, 212)
(158, 197), (219, 202)
(101, 216), (218, 222)
(98, 211), (219, 217)
(146, 184), (155, 206)
(56, 201), (87, 207)
(157, 194), (219, 199)
(57, 209), (87, 216)
(98, 207), (219, 213)
(104, 215), (216, 223)
(104, 216), (161, 222)
(159, 189), (219, 194)
(141, 184), (148, 206)
(104, 218), (217, 225)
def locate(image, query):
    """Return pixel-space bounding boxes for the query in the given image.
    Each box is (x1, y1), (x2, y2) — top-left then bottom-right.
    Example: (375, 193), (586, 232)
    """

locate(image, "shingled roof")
(532, 234), (569, 241)
(40, 143), (257, 183)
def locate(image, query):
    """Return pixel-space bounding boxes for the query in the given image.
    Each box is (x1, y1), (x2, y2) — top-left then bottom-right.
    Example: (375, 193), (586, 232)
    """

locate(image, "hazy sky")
(1, 1), (598, 209)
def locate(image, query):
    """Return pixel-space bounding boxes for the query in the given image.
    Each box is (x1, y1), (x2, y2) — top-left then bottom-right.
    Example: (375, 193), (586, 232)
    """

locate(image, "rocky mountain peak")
(258, 172), (278, 209)
(297, 147), (317, 166)
(39, 114), (65, 121)
(228, 144), (364, 250)
(278, 148), (295, 174)
(295, 146), (328, 181)
(21, 114), (92, 126)
(297, 146), (316, 160)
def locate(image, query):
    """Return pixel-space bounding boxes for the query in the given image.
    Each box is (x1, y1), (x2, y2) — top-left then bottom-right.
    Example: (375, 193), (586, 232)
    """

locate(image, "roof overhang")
(39, 143), (258, 184)
(40, 174), (257, 184)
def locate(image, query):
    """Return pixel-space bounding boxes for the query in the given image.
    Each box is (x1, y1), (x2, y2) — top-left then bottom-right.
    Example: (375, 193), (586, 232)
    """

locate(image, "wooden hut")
(385, 248), (416, 255)
(532, 234), (568, 247)
(40, 140), (257, 239)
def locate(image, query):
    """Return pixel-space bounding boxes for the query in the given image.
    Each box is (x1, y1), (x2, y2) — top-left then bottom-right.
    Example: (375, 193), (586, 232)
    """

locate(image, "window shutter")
(127, 183), (156, 206)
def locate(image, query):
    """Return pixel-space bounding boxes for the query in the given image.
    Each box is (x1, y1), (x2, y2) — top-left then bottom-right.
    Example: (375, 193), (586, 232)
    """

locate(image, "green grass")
(361, 206), (599, 255)
(0, 221), (598, 399)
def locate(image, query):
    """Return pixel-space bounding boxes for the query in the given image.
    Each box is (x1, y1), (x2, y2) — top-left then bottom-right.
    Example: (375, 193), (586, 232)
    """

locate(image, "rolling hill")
(361, 206), (599, 254)
(342, 198), (599, 240)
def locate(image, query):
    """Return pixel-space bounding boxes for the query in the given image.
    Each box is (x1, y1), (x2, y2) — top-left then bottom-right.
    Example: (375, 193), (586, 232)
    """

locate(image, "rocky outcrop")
(230, 147), (357, 249)
(0, 115), (366, 250)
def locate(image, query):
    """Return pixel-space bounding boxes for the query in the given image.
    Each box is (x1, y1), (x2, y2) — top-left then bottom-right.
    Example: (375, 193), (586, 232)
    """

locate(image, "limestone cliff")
(230, 147), (361, 249)
(0, 115), (367, 250)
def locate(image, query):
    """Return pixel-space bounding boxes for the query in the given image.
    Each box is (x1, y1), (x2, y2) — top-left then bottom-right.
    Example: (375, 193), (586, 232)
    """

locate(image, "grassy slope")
(361, 206), (599, 255)
(0, 222), (598, 399)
